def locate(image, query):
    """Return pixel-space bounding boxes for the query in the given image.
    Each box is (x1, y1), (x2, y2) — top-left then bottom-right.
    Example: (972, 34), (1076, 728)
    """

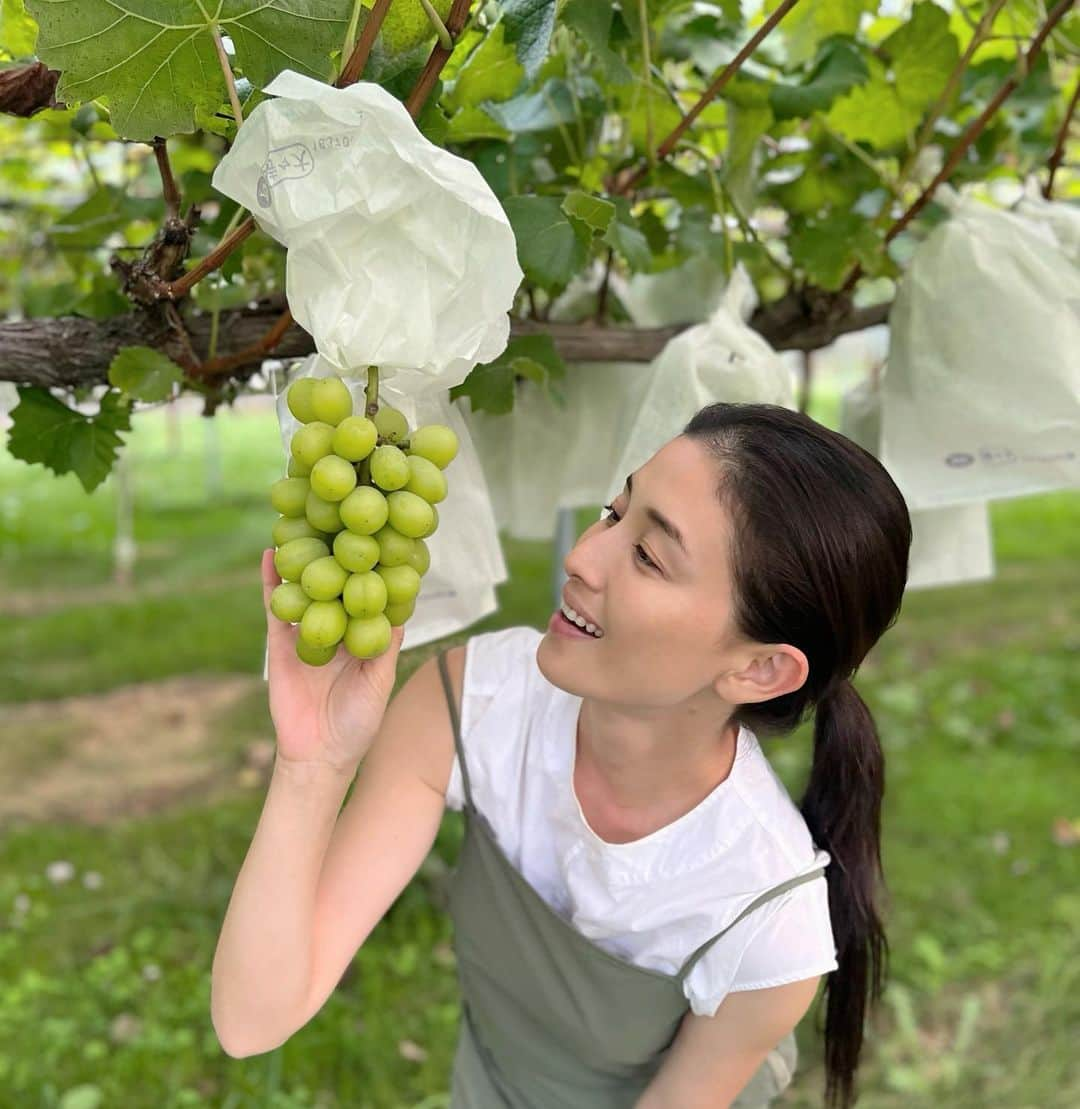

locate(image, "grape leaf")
(602, 197), (651, 272)
(7, 386), (132, 492)
(1, 0), (39, 57)
(449, 362), (513, 413)
(501, 0), (558, 80)
(445, 20), (524, 112)
(770, 0), (875, 66)
(789, 211), (883, 290)
(770, 38), (869, 119)
(502, 195), (587, 288)
(561, 191), (615, 237)
(881, 1), (959, 115)
(26, 0), (353, 141)
(826, 58), (921, 150)
(561, 0), (632, 84)
(108, 345), (185, 403)
(451, 332), (565, 414)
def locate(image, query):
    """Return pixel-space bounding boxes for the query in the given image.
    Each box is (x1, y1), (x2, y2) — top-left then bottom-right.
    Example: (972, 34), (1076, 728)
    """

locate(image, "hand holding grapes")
(262, 548), (405, 773)
(264, 372), (459, 767)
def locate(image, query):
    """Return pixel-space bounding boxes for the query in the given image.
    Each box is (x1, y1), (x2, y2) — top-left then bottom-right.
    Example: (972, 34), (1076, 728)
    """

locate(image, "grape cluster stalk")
(268, 374), (458, 665)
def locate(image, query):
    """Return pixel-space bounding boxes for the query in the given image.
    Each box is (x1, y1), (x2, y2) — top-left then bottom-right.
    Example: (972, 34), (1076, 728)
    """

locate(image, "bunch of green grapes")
(268, 374), (458, 666)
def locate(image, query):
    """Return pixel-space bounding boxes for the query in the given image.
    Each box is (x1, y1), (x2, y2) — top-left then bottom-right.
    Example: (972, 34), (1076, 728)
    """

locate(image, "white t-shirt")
(444, 625), (839, 1017)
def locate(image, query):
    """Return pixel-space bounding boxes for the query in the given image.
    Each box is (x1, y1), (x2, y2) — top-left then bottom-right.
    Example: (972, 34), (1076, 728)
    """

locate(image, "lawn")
(0, 383), (1077, 1108)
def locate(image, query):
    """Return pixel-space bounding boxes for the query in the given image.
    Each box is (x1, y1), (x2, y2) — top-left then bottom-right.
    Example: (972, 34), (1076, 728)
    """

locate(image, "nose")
(562, 515), (607, 595)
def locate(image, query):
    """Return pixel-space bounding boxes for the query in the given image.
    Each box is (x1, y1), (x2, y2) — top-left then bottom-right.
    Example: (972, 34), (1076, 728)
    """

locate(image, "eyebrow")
(625, 472), (690, 560)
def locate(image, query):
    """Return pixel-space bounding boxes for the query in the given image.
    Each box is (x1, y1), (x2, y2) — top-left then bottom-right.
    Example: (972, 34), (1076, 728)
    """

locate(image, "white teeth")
(561, 602), (603, 637)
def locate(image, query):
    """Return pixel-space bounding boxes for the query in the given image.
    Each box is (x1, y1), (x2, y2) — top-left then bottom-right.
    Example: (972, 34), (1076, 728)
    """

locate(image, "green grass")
(1, 388), (1078, 1107)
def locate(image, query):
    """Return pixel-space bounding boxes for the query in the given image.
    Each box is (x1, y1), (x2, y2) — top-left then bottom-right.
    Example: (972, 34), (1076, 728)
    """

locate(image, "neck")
(574, 698), (741, 818)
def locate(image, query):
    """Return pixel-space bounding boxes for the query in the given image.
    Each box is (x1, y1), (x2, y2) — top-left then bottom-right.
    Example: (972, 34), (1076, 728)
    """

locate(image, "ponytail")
(800, 678), (889, 1109)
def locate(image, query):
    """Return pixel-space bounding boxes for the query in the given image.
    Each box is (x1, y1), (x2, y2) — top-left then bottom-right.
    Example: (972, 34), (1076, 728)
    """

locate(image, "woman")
(211, 402), (911, 1109)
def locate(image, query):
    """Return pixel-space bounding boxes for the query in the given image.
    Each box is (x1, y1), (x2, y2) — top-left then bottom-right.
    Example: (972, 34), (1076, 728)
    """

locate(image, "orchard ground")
(0, 372), (1077, 1108)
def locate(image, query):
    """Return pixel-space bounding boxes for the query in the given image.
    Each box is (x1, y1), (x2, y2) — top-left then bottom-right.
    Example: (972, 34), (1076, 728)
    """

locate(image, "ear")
(719, 644), (809, 705)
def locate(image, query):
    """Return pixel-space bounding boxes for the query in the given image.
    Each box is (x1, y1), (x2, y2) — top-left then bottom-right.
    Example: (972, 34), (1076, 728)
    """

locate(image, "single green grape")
(301, 555), (349, 601)
(273, 515), (324, 547)
(405, 538), (430, 577)
(407, 424), (459, 470)
(270, 582), (312, 623)
(373, 524), (415, 567)
(286, 378), (319, 424)
(274, 536), (329, 582)
(333, 530), (380, 573)
(342, 570), (389, 619)
(287, 456), (312, 478)
(300, 599), (348, 648)
(311, 377), (353, 426)
(309, 454), (358, 502)
(291, 421), (336, 469)
(404, 454), (447, 504)
(418, 503), (439, 539)
(373, 404), (410, 444)
(386, 490), (436, 539)
(384, 597), (416, 627)
(375, 563), (421, 606)
(332, 415), (379, 461)
(306, 489), (344, 534)
(370, 444), (410, 491)
(339, 485), (389, 535)
(344, 613), (393, 659)
(296, 638), (338, 666)
(271, 477), (310, 517)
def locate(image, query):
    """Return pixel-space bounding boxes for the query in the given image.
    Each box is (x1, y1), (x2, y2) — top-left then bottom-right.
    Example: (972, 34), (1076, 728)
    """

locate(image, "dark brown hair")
(682, 402), (912, 1108)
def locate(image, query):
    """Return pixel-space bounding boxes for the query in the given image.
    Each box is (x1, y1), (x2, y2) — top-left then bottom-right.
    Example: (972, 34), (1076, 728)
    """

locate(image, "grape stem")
(365, 364), (379, 419)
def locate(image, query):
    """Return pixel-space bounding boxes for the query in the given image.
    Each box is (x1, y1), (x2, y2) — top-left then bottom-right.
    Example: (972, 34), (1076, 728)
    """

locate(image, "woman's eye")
(600, 505), (659, 571)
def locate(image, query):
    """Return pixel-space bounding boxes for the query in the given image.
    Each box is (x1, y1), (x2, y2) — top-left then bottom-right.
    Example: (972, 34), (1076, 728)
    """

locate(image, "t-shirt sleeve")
(443, 624), (542, 812)
(683, 874), (838, 1017)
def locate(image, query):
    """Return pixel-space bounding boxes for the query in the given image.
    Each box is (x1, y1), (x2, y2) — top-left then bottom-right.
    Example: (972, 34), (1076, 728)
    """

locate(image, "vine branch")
(841, 0), (1076, 294)
(1044, 75), (1080, 199)
(152, 137), (181, 220)
(610, 0), (804, 196)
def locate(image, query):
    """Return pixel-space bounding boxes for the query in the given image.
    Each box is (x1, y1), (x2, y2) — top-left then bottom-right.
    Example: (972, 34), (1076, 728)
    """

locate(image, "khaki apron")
(437, 652), (825, 1108)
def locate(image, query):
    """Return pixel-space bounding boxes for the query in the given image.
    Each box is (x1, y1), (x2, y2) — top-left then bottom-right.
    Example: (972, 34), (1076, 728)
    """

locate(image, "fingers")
(261, 548), (280, 614)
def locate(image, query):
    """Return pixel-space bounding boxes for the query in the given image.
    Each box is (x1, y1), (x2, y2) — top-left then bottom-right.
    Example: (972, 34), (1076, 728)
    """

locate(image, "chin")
(534, 637), (590, 697)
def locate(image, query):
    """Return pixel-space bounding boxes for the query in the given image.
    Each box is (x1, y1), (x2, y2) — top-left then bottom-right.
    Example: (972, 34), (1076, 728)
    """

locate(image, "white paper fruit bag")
(212, 69), (523, 394)
(841, 374), (994, 592)
(605, 265), (795, 502)
(881, 186), (1080, 508)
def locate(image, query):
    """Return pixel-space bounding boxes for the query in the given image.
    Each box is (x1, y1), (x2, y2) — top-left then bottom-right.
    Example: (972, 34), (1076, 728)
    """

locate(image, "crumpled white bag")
(1015, 182), (1080, 265)
(264, 354), (507, 678)
(841, 372), (994, 592)
(212, 69), (523, 394)
(881, 185), (1080, 509)
(604, 264), (796, 502)
(463, 262), (655, 540)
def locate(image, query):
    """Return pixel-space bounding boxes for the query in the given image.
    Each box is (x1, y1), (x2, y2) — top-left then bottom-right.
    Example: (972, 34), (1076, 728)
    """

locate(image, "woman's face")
(537, 436), (742, 708)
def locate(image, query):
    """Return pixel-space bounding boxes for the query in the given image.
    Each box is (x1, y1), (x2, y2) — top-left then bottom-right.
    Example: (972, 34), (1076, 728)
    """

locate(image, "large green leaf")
(882, 1), (959, 115)
(26, 0), (353, 140)
(444, 20), (524, 113)
(789, 210), (883, 290)
(502, 194), (587, 288)
(108, 346), (185, 403)
(451, 332), (566, 414)
(770, 37), (869, 119)
(501, 0), (558, 80)
(7, 386), (132, 492)
(826, 57), (922, 150)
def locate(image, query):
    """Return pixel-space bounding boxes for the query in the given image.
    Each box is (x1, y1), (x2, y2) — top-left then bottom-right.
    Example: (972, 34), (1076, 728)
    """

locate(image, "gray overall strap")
(676, 865), (829, 983)
(438, 650), (474, 811)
